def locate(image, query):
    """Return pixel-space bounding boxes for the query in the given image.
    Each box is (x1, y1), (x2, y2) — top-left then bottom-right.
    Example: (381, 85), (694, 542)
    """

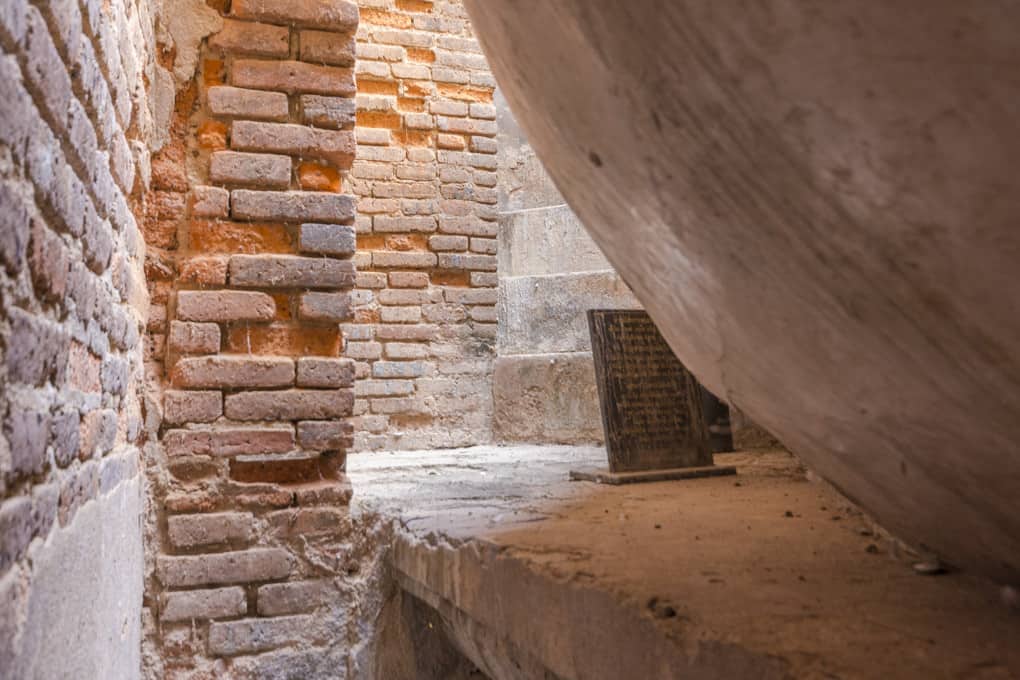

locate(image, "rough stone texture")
(351, 445), (1020, 680)
(466, 1), (1020, 583)
(161, 587), (247, 622)
(0, 0), (151, 674)
(493, 94), (641, 444)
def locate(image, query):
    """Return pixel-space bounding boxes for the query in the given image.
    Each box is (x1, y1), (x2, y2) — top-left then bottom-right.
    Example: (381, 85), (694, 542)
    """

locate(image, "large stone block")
(498, 271), (640, 355)
(229, 254), (355, 289)
(170, 356), (295, 389)
(230, 189), (356, 224)
(167, 512), (255, 549)
(177, 290), (276, 322)
(164, 427), (295, 457)
(231, 0), (358, 32)
(162, 587), (247, 623)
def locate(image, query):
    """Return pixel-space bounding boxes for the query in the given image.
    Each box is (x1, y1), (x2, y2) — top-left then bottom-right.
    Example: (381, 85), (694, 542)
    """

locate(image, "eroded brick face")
(351, 0), (497, 450)
(146, 2), (360, 675)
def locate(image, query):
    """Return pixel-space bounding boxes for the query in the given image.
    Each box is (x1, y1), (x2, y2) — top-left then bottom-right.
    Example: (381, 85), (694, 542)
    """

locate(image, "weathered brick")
(372, 251), (436, 268)
(387, 271), (429, 288)
(300, 94), (356, 130)
(231, 189), (355, 224)
(208, 85), (289, 121)
(168, 320), (221, 354)
(50, 409), (80, 467)
(380, 306), (421, 323)
(300, 30), (355, 66)
(209, 615), (318, 656)
(28, 218), (70, 300)
(232, 59), (356, 97)
(298, 292), (352, 322)
(384, 342), (428, 360)
(210, 151), (292, 189)
(373, 361), (429, 378)
(168, 512), (255, 549)
(225, 389), (354, 421)
(231, 121), (355, 167)
(296, 421), (353, 451)
(437, 252), (497, 271)
(6, 307), (70, 386)
(257, 580), (334, 616)
(78, 409), (117, 459)
(3, 408), (49, 480)
(162, 587), (247, 623)
(298, 223), (356, 256)
(165, 427), (295, 457)
(232, 0), (358, 30)
(296, 358), (354, 388)
(208, 19), (290, 57)
(0, 497), (32, 572)
(171, 356), (294, 389)
(164, 391), (223, 425)
(229, 254), (355, 289)
(0, 182), (30, 275)
(191, 186), (230, 218)
(266, 507), (347, 537)
(177, 290), (276, 322)
(158, 548), (293, 587)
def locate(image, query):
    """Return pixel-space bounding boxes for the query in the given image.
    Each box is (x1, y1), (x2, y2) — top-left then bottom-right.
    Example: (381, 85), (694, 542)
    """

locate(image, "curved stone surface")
(465, 1), (1020, 583)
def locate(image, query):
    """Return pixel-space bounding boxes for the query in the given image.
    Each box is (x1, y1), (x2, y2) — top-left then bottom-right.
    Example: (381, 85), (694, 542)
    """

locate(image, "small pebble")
(912, 560), (947, 576)
(784, 510), (794, 518)
(654, 523), (662, 529)
(865, 544), (880, 554)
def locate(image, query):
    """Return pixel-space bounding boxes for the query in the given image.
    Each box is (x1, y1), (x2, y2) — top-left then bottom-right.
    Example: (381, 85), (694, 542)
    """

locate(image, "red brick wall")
(144, 2), (361, 675)
(349, 0), (498, 450)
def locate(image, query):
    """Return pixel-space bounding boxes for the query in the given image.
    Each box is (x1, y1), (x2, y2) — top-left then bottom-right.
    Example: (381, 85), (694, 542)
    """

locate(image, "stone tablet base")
(569, 465), (737, 485)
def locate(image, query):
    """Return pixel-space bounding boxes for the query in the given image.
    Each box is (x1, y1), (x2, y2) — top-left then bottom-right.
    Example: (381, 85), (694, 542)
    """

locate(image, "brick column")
(145, 2), (361, 674)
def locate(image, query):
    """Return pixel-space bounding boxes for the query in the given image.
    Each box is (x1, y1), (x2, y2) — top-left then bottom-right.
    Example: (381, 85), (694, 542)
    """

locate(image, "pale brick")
(370, 397), (424, 414)
(377, 289), (439, 305)
(387, 272), (429, 288)
(445, 288), (497, 305)
(164, 427), (295, 457)
(177, 290), (276, 322)
(298, 292), (352, 322)
(168, 320), (220, 354)
(384, 342), (428, 360)
(437, 216), (497, 237)
(158, 548), (292, 587)
(296, 357), (354, 388)
(429, 100), (468, 116)
(225, 390), (354, 421)
(469, 102), (497, 120)
(162, 587), (247, 622)
(164, 391), (223, 425)
(373, 216), (436, 233)
(191, 185), (230, 217)
(471, 272), (498, 287)
(171, 356), (295, 389)
(232, 121), (355, 167)
(429, 234), (468, 251)
(437, 253), (497, 271)
(168, 512), (255, 549)
(229, 254), (355, 289)
(372, 251), (436, 268)
(257, 580), (333, 616)
(356, 127), (391, 146)
(345, 341), (382, 360)
(469, 305), (497, 322)
(299, 223), (356, 256)
(6, 308), (70, 386)
(296, 421), (353, 451)
(231, 189), (356, 224)
(301, 94), (356, 130)
(357, 272), (387, 288)
(208, 85), (289, 121)
(355, 380), (414, 397)
(209, 615), (317, 656)
(231, 0), (358, 31)
(233, 59), (355, 97)
(469, 237), (497, 254)
(437, 133), (465, 150)
(210, 151), (291, 189)
(372, 361), (429, 378)
(300, 30), (355, 66)
(209, 19), (290, 57)
(380, 306), (421, 323)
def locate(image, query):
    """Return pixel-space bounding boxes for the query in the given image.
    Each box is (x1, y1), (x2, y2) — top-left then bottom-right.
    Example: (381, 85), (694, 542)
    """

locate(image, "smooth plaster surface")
(466, 1), (1020, 584)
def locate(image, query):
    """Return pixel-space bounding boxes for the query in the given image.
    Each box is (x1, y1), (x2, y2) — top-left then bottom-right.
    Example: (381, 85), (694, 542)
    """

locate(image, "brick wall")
(143, 2), (364, 677)
(0, 0), (153, 675)
(350, 0), (498, 450)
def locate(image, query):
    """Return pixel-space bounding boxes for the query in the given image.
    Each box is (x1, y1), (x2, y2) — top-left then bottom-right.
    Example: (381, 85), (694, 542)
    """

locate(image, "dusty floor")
(350, 446), (1020, 679)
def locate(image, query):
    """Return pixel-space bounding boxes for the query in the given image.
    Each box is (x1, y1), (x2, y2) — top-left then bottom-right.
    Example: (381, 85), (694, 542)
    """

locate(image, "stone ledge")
(350, 446), (1020, 680)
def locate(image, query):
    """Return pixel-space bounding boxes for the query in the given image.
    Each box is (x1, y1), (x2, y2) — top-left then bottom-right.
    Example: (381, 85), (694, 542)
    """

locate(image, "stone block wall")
(349, 0), (498, 451)
(0, 0), (154, 675)
(142, 3), (365, 677)
(493, 92), (641, 444)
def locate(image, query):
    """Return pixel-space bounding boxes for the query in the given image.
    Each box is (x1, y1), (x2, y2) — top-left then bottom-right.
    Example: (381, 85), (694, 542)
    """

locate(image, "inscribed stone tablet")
(587, 309), (711, 473)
